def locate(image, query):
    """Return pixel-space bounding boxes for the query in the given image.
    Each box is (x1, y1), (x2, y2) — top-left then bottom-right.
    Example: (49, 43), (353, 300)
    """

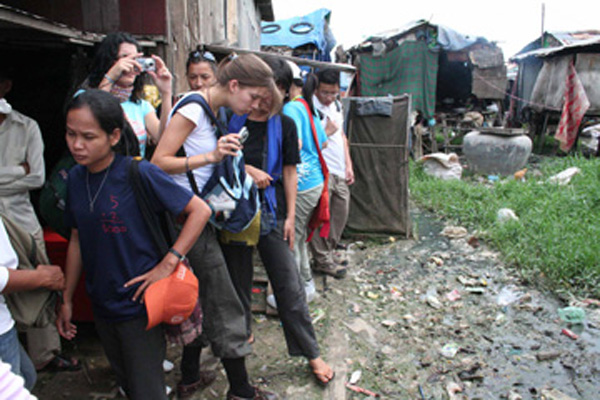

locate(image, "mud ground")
(33, 206), (600, 399)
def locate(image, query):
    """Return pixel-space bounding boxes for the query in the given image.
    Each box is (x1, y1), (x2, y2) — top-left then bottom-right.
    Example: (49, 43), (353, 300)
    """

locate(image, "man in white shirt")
(0, 65), (78, 373)
(0, 217), (64, 390)
(309, 68), (354, 278)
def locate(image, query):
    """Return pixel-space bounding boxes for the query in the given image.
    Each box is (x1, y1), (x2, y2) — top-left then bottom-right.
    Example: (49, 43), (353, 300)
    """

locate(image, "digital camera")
(238, 127), (249, 144)
(136, 57), (156, 72)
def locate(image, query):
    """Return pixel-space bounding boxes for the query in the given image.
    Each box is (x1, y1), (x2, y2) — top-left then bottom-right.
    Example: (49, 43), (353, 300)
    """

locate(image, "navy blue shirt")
(65, 154), (193, 321)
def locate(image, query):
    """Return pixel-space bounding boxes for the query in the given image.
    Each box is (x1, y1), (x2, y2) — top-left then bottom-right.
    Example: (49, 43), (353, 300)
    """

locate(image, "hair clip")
(227, 52), (238, 62)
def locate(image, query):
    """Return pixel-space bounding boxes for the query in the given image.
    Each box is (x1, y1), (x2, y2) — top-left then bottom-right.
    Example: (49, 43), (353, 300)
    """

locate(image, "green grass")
(410, 156), (600, 299)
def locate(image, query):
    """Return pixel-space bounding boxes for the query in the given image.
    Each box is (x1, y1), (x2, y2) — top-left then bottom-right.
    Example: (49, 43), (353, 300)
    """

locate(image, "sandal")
(37, 354), (81, 372)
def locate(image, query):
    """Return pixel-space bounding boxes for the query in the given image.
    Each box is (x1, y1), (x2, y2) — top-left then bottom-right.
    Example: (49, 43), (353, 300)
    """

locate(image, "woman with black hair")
(84, 32), (172, 158)
(185, 48), (217, 92)
(56, 89), (210, 400)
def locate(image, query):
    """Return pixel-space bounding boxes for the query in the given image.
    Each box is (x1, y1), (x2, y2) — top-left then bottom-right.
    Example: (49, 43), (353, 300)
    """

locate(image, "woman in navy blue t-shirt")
(55, 89), (210, 400)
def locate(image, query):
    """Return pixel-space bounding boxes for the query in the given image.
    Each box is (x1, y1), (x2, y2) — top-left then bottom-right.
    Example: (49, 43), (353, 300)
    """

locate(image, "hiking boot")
(312, 263), (347, 279)
(226, 386), (278, 400)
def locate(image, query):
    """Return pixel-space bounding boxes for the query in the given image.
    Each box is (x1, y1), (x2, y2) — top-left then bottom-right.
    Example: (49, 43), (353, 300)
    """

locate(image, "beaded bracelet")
(104, 74), (116, 85)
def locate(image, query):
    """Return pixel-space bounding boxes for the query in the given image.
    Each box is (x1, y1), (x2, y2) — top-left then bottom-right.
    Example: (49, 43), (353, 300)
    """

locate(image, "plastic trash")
(497, 208), (519, 223)
(446, 289), (461, 302)
(441, 226), (468, 238)
(426, 295), (443, 309)
(558, 307), (586, 325)
(561, 328), (579, 340)
(348, 370), (362, 385)
(419, 153), (463, 180)
(440, 343), (460, 358)
(548, 167), (581, 185)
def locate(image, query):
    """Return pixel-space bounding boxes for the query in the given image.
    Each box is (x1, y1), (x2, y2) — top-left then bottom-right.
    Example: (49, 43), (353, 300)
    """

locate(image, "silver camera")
(136, 57), (156, 72)
(239, 127), (249, 144)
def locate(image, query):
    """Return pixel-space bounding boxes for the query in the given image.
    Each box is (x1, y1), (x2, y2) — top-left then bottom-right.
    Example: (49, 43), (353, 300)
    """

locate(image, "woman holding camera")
(84, 32), (172, 158)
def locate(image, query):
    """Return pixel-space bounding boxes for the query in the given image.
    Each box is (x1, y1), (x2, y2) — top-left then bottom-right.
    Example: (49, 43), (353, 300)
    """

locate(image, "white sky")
(271, 0), (600, 59)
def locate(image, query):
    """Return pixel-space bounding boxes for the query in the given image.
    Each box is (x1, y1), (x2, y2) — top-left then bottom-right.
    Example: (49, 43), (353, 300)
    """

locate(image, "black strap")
(172, 93), (227, 196)
(128, 158), (171, 255)
(27, 234), (37, 267)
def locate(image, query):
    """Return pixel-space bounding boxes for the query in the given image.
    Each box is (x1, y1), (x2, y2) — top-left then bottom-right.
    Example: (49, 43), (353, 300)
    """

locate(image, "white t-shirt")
(313, 96), (347, 178)
(0, 219), (18, 335)
(169, 95), (217, 193)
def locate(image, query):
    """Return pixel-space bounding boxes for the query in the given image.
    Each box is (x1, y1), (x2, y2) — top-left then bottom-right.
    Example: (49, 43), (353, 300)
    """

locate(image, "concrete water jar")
(463, 128), (532, 176)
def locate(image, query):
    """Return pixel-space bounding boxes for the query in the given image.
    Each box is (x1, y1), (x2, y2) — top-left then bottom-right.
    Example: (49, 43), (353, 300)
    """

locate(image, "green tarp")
(345, 95), (411, 236)
(358, 41), (438, 119)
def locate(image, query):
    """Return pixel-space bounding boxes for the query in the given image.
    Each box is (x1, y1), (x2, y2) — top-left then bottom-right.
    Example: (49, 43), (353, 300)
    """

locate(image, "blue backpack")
(171, 93), (259, 233)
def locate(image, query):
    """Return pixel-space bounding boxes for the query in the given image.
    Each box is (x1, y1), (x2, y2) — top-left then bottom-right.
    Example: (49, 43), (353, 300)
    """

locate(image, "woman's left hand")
(147, 55), (173, 95)
(124, 258), (178, 302)
(283, 216), (295, 250)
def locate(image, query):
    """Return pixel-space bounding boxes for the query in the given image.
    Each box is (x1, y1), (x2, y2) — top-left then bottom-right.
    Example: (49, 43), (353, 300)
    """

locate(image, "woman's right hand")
(212, 133), (242, 162)
(105, 52), (143, 82)
(56, 302), (77, 340)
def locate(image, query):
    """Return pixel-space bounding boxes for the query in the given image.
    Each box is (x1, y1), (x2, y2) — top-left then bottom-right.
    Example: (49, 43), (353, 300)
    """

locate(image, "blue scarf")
(228, 114), (282, 219)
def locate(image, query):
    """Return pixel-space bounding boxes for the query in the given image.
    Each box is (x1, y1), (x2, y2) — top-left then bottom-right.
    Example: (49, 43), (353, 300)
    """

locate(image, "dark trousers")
(94, 314), (166, 400)
(180, 226), (251, 381)
(221, 220), (320, 360)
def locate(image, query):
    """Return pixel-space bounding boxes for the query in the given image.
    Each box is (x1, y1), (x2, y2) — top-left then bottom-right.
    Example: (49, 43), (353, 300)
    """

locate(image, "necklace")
(86, 163), (112, 212)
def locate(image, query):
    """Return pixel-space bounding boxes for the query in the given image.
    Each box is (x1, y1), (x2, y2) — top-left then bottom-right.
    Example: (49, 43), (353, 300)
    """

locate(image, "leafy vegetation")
(410, 156), (600, 298)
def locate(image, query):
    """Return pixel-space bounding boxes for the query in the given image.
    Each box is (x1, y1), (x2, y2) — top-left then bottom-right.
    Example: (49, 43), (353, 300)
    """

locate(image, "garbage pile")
(317, 209), (600, 399)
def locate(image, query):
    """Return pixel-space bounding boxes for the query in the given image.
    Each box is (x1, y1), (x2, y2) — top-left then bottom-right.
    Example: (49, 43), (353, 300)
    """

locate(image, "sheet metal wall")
(345, 96), (411, 236)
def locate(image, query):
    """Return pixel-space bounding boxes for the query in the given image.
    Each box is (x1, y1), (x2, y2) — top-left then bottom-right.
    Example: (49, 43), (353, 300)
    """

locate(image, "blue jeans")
(0, 326), (37, 390)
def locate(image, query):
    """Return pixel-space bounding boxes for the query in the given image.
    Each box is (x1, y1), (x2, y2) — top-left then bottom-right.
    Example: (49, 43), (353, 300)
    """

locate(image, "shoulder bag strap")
(128, 158), (170, 255)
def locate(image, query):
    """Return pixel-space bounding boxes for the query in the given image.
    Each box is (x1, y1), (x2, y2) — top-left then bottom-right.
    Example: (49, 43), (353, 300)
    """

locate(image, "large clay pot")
(463, 128), (532, 176)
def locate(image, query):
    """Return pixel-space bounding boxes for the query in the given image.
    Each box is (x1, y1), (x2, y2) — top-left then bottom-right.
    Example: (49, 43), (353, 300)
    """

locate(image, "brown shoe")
(226, 386), (278, 400)
(312, 263), (347, 279)
(176, 370), (217, 398)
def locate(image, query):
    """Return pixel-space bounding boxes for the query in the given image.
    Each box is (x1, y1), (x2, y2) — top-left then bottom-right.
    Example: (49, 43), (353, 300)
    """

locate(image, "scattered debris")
(561, 328), (579, 340)
(536, 351), (562, 362)
(345, 383), (380, 397)
(446, 381), (463, 400)
(497, 208), (519, 223)
(348, 370), (362, 385)
(513, 168), (527, 181)
(419, 152), (463, 181)
(446, 289), (461, 302)
(557, 306), (586, 324)
(547, 167), (581, 185)
(440, 343), (460, 359)
(441, 226), (468, 238)
(540, 388), (577, 400)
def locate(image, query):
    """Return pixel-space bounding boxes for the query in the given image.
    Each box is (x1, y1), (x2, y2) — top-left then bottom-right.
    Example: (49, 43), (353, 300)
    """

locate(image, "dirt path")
(33, 207), (600, 399)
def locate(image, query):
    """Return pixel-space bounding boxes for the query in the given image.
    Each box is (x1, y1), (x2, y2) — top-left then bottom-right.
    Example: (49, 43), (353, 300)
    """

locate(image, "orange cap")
(144, 263), (199, 330)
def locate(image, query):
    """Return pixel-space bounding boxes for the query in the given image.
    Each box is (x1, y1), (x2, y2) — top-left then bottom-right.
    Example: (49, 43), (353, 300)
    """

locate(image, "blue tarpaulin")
(261, 8), (336, 62)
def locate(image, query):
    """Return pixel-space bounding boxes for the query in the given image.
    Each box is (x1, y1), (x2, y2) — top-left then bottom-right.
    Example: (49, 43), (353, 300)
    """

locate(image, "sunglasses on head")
(189, 50), (216, 63)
